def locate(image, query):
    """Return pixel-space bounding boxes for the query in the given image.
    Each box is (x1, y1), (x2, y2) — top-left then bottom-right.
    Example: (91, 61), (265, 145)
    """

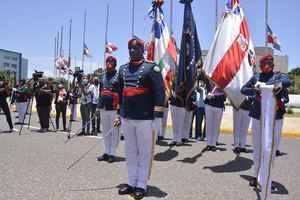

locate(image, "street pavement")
(0, 111), (300, 200)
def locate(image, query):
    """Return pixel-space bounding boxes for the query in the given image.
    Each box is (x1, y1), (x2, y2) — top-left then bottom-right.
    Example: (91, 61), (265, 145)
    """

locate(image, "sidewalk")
(11, 104), (300, 138)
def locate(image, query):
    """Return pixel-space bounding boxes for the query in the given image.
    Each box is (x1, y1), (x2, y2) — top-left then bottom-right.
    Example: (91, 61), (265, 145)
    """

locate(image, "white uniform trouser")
(205, 104), (223, 147)
(100, 110), (119, 156)
(70, 104), (77, 120)
(251, 118), (283, 177)
(183, 110), (193, 139)
(233, 108), (251, 148)
(121, 118), (154, 190)
(170, 105), (185, 143)
(157, 107), (169, 138)
(16, 102), (26, 123)
(275, 119), (284, 151)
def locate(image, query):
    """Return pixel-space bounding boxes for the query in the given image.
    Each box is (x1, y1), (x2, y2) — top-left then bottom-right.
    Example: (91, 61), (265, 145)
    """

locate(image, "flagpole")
(170, 0), (173, 33)
(56, 32), (59, 79)
(103, 4), (109, 69)
(132, 0), (135, 36)
(59, 26), (63, 78)
(265, 0), (268, 48)
(68, 19), (72, 90)
(54, 36), (57, 79)
(215, 0), (218, 31)
(82, 11), (87, 72)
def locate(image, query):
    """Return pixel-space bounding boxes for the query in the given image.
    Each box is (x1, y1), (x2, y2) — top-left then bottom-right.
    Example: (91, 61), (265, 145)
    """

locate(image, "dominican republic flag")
(267, 24), (281, 51)
(105, 42), (118, 54)
(83, 43), (93, 58)
(203, 0), (255, 108)
(175, 0), (202, 111)
(146, 0), (177, 79)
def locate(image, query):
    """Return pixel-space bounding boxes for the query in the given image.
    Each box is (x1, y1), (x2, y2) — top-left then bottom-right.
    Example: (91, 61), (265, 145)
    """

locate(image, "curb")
(10, 105), (300, 138)
(166, 124), (300, 138)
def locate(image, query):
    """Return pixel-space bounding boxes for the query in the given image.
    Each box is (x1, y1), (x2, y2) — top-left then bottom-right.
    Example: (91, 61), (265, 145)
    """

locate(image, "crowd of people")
(0, 37), (292, 199)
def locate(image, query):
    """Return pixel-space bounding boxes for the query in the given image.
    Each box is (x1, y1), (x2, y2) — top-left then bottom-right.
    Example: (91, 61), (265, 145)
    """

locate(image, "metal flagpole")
(103, 4), (109, 69)
(56, 32), (59, 79)
(215, 0), (218, 31)
(82, 11), (87, 71)
(54, 36), (57, 79)
(132, 0), (135, 36)
(170, 0), (173, 33)
(59, 26), (63, 78)
(68, 19), (72, 91)
(265, 0), (268, 48)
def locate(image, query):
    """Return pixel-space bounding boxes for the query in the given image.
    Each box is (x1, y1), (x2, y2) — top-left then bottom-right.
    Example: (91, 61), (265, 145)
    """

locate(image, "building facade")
(0, 49), (28, 85)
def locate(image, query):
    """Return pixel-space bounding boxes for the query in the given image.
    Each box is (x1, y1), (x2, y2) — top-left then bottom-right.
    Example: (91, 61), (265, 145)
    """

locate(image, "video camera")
(73, 67), (84, 81)
(33, 70), (44, 81)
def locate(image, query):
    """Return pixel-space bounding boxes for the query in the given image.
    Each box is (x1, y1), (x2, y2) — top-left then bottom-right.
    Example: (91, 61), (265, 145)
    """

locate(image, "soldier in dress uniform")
(115, 37), (165, 199)
(232, 96), (253, 154)
(204, 84), (226, 151)
(96, 56), (120, 163)
(241, 54), (292, 188)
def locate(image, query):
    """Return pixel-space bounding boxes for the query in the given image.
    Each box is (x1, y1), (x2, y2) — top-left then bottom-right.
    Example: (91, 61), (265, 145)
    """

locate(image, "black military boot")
(118, 184), (134, 195)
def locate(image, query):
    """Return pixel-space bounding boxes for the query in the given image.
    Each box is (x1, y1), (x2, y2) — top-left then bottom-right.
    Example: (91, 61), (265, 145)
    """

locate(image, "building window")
(11, 57), (18, 61)
(11, 64), (17, 68)
(4, 55), (10, 60)
(3, 63), (10, 68)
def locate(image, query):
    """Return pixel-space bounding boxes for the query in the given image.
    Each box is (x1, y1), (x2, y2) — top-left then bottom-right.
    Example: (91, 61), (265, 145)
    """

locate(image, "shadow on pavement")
(203, 155), (253, 173)
(154, 148), (179, 162)
(240, 175), (289, 196)
(177, 148), (206, 164)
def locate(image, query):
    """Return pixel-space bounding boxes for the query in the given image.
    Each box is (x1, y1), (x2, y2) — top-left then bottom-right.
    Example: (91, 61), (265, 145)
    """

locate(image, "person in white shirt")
(78, 75), (93, 135)
(90, 76), (101, 135)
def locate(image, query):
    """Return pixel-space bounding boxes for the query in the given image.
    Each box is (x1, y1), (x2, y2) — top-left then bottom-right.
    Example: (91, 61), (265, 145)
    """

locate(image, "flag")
(105, 42), (118, 54)
(257, 85), (277, 200)
(146, 0), (177, 79)
(175, 0), (202, 110)
(267, 24), (281, 51)
(83, 43), (93, 58)
(202, 0), (255, 108)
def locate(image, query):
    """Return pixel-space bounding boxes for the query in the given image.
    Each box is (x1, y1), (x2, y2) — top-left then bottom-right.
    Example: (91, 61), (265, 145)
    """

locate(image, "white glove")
(152, 118), (162, 133)
(254, 81), (266, 92)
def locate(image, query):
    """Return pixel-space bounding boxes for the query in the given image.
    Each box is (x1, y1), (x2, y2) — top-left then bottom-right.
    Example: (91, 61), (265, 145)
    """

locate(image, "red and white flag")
(83, 43), (93, 58)
(203, 0), (255, 108)
(105, 42), (118, 54)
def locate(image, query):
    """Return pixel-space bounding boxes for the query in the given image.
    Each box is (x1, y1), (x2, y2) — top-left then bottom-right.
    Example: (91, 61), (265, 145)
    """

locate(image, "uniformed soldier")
(232, 96), (253, 153)
(115, 37), (165, 199)
(241, 53), (292, 188)
(96, 56), (120, 163)
(204, 85), (226, 151)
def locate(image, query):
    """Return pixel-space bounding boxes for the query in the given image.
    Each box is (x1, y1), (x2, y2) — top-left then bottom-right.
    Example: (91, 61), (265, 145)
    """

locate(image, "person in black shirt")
(0, 76), (17, 132)
(35, 78), (53, 132)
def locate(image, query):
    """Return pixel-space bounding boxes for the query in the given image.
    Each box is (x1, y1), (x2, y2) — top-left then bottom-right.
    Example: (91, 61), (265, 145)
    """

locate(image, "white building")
(0, 49), (28, 84)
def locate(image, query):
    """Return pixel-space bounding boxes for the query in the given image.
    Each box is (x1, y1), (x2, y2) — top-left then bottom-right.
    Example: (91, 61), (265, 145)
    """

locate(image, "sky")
(1, 0), (299, 78)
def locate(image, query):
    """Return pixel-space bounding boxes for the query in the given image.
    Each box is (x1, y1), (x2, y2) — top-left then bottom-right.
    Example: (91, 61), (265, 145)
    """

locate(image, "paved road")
(0, 112), (299, 200)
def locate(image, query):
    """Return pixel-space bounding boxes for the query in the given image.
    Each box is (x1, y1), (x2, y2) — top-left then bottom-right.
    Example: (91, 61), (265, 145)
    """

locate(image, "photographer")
(69, 86), (79, 121)
(90, 76), (101, 135)
(54, 82), (69, 131)
(35, 78), (53, 132)
(15, 78), (28, 125)
(78, 75), (92, 135)
(0, 76), (16, 132)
